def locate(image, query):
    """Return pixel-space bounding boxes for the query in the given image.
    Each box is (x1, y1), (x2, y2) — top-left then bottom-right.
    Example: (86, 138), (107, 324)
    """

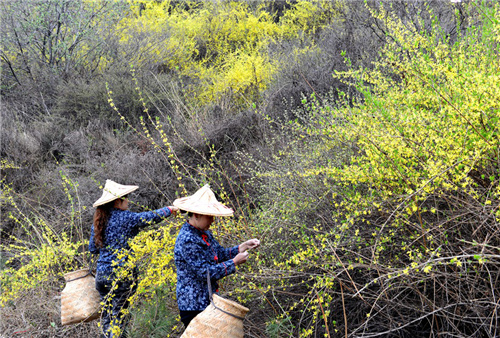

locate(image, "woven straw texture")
(61, 269), (101, 326)
(181, 294), (249, 338)
(173, 184), (234, 217)
(93, 179), (138, 207)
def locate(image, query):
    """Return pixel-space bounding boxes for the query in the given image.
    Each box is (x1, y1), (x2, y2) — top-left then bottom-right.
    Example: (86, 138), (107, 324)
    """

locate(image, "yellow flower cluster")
(1, 180), (83, 306)
(112, 0), (337, 108)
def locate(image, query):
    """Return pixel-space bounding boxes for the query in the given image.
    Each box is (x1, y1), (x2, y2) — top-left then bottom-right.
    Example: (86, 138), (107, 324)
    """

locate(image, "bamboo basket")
(61, 268), (101, 325)
(181, 294), (249, 338)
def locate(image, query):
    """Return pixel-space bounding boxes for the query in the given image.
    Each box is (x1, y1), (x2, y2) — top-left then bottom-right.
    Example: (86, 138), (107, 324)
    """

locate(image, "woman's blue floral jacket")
(89, 207), (172, 278)
(174, 222), (239, 311)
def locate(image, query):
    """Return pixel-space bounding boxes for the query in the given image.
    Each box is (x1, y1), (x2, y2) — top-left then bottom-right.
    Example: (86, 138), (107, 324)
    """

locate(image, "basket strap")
(65, 256), (96, 283)
(65, 254), (97, 283)
(88, 253), (97, 277)
(207, 271), (245, 321)
(66, 270), (92, 283)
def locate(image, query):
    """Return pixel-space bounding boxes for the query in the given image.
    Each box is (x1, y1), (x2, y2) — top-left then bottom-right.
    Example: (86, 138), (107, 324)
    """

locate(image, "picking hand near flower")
(233, 239), (260, 265)
(240, 239), (260, 252)
(169, 206), (180, 216)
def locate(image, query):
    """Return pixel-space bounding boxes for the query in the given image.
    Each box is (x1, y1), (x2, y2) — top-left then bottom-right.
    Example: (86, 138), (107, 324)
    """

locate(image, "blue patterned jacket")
(174, 222), (239, 311)
(89, 207), (172, 278)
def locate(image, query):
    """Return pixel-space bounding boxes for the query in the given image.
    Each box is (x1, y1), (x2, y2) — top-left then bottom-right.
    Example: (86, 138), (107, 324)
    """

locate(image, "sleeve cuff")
(160, 207), (171, 217)
(225, 259), (236, 275)
(231, 245), (239, 258)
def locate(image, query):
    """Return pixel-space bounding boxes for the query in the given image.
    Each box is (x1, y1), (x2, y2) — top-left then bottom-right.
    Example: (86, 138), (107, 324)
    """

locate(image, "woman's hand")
(239, 239), (260, 253)
(168, 206), (179, 216)
(233, 251), (249, 266)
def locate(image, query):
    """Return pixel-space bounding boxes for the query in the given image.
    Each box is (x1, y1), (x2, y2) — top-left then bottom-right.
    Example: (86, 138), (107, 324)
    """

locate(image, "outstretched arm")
(135, 205), (178, 227)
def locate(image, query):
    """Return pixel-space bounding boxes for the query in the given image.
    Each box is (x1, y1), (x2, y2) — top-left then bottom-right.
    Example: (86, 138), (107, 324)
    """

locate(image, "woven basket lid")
(93, 179), (138, 207)
(173, 184), (234, 217)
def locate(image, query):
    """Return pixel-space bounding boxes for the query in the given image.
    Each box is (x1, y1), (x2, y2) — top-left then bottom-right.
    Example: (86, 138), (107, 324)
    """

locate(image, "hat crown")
(190, 184), (217, 203)
(104, 179), (132, 194)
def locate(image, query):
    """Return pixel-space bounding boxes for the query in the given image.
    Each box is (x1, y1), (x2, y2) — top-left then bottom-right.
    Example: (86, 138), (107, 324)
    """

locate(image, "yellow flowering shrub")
(114, 0), (337, 108)
(0, 177), (84, 307)
(3, 2), (498, 337)
(243, 2), (500, 336)
(324, 2), (500, 236)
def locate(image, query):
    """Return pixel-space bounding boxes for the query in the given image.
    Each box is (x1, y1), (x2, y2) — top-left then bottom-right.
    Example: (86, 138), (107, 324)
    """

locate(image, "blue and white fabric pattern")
(89, 207), (172, 278)
(174, 222), (239, 311)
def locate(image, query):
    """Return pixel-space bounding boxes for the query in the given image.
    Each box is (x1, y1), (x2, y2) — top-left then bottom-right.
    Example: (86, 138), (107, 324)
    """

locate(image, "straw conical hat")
(93, 180), (139, 207)
(173, 184), (234, 217)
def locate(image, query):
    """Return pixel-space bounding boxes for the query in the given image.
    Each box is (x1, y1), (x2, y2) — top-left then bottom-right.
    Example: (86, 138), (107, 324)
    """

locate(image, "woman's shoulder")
(110, 208), (133, 216)
(109, 208), (137, 222)
(175, 223), (197, 248)
(178, 222), (193, 234)
(177, 223), (200, 240)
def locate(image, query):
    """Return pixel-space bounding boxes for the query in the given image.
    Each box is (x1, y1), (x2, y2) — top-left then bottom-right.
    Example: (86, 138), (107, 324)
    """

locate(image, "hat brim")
(93, 185), (138, 207)
(173, 196), (234, 217)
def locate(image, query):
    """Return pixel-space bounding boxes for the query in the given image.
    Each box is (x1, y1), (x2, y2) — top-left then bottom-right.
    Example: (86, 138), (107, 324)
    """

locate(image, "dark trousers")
(180, 310), (202, 328)
(95, 272), (137, 338)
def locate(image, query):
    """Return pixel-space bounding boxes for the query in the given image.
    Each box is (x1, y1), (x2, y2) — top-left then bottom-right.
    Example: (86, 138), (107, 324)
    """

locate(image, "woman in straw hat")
(173, 184), (260, 328)
(89, 179), (178, 338)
